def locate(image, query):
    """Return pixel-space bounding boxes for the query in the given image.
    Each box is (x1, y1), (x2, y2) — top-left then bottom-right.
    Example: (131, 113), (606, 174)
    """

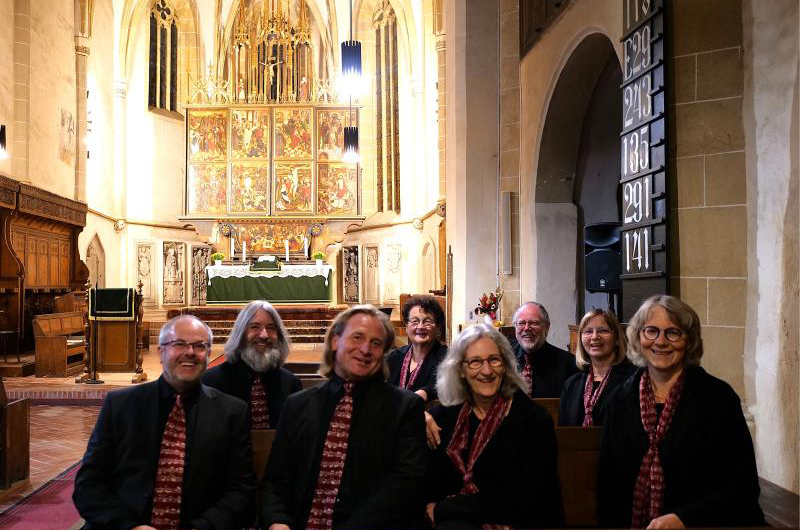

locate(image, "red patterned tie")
(306, 382), (353, 530)
(151, 394), (186, 530)
(522, 355), (533, 397)
(250, 378), (269, 429)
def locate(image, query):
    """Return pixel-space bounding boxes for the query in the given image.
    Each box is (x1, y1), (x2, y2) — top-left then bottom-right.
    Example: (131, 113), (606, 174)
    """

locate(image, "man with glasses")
(74, 315), (256, 530)
(203, 300), (301, 429)
(512, 302), (577, 398)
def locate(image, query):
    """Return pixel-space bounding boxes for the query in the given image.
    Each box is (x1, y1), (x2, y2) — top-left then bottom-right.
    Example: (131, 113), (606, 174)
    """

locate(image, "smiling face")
(245, 309), (279, 353)
(514, 304), (549, 353)
(640, 306), (687, 378)
(406, 305), (438, 349)
(581, 314), (616, 365)
(462, 336), (506, 402)
(332, 313), (387, 382)
(159, 318), (210, 393)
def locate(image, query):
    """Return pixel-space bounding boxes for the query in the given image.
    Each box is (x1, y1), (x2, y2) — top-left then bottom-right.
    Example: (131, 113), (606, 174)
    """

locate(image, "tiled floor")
(0, 405), (99, 513)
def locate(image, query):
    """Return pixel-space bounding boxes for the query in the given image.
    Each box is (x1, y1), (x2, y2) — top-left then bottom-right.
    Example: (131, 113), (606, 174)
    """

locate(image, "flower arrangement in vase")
(475, 288), (503, 323)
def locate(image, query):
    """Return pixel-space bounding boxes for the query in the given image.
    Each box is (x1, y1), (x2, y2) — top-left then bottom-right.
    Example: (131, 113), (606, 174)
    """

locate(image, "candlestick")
(303, 237), (309, 259)
(230, 237), (234, 261)
(242, 241), (247, 262)
(284, 239), (289, 261)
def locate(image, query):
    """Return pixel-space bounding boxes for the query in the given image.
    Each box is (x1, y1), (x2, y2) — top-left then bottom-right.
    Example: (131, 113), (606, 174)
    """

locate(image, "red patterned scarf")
(399, 348), (425, 389)
(446, 395), (512, 530)
(306, 382), (354, 530)
(581, 366), (611, 426)
(250, 377), (269, 429)
(151, 394), (186, 530)
(521, 355), (533, 397)
(631, 369), (686, 527)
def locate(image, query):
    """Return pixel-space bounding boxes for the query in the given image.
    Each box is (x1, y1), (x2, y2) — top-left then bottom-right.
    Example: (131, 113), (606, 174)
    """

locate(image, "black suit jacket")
(260, 375), (427, 529)
(558, 361), (636, 426)
(202, 359), (301, 429)
(512, 340), (578, 398)
(425, 389), (565, 528)
(597, 366), (764, 527)
(386, 342), (447, 401)
(73, 378), (256, 530)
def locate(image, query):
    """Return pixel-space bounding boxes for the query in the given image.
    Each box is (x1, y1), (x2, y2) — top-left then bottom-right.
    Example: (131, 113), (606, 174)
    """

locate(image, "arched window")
(373, 0), (400, 213)
(148, 0), (178, 111)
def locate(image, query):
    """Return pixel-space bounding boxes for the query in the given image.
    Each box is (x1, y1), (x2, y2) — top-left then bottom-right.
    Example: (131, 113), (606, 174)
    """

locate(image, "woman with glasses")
(424, 324), (564, 529)
(598, 295), (764, 529)
(387, 296), (448, 446)
(558, 309), (634, 426)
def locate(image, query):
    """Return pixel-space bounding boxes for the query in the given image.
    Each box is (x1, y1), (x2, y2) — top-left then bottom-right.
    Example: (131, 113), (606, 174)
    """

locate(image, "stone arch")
(86, 234), (106, 288)
(421, 240), (436, 294)
(532, 32), (621, 340)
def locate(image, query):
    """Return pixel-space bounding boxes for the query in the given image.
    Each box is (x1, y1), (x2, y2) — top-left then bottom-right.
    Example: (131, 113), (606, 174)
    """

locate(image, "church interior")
(0, 0), (797, 525)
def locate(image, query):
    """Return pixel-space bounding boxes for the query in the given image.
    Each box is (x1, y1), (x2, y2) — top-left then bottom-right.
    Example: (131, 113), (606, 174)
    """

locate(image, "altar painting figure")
(237, 223), (310, 253)
(187, 164), (227, 215)
(231, 163), (269, 213)
(317, 163), (357, 215)
(231, 109), (270, 159)
(188, 109), (228, 162)
(342, 246), (359, 303)
(317, 109), (356, 161)
(274, 163), (313, 213)
(274, 108), (312, 159)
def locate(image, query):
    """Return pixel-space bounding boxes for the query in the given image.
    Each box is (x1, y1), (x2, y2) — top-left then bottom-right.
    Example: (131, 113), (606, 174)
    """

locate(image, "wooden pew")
(0, 378), (29, 490)
(533, 397), (560, 425)
(300, 376), (326, 389)
(32, 311), (86, 377)
(251, 429), (276, 482)
(555, 426), (602, 527)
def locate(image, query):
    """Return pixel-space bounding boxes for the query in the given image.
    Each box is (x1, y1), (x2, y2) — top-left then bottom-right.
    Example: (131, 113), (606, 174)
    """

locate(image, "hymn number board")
(620, 0), (669, 320)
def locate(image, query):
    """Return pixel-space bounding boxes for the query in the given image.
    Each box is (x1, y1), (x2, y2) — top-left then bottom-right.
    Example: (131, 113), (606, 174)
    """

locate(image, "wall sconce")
(343, 125), (359, 164)
(338, 1), (364, 98)
(0, 125), (7, 160)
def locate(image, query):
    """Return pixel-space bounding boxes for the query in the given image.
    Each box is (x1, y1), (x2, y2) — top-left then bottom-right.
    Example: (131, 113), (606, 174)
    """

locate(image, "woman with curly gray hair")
(423, 324), (564, 529)
(598, 295), (764, 529)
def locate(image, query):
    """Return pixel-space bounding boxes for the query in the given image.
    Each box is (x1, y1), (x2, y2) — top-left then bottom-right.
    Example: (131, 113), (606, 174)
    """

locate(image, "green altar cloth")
(207, 272), (331, 304)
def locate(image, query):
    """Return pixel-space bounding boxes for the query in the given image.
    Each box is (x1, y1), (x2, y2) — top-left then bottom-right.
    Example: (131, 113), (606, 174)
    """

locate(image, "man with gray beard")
(203, 301), (301, 429)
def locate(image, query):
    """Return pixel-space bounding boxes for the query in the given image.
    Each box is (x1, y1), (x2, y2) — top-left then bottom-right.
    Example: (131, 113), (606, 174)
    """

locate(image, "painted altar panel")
(236, 222), (311, 254)
(231, 163), (270, 214)
(317, 108), (357, 161)
(342, 245), (360, 304)
(274, 108), (313, 159)
(163, 241), (186, 305)
(231, 108), (270, 159)
(190, 245), (210, 305)
(274, 162), (313, 214)
(187, 163), (228, 215)
(317, 163), (357, 216)
(187, 109), (228, 162)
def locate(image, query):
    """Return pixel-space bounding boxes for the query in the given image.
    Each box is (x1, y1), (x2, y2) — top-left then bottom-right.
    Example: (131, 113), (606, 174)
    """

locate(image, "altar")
(206, 263), (332, 304)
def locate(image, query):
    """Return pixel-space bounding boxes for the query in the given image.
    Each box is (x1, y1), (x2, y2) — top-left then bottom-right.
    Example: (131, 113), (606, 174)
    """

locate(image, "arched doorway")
(535, 34), (622, 326)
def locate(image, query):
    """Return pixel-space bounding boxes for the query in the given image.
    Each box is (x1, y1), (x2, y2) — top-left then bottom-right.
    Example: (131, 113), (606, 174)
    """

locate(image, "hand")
(647, 513), (685, 529)
(425, 411), (441, 449)
(415, 389), (429, 402)
(425, 502), (436, 526)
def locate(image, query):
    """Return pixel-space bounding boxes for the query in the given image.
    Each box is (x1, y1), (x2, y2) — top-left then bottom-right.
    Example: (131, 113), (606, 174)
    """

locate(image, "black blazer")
(386, 342), (447, 401)
(597, 366), (765, 527)
(512, 340), (578, 398)
(202, 359), (301, 429)
(558, 361), (636, 426)
(260, 376), (427, 529)
(73, 379), (256, 530)
(425, 389), (565, 529)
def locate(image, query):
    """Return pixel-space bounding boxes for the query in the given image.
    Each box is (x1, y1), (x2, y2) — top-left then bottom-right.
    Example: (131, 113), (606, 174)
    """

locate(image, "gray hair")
(626, 295), (703, 368)
(574, 308), (627, 370)
(512, 301), (551, 326)
(436, 323), (529, 406)
(224, 301), (291, 364)
(158, 315), (213, 346)
(319, 304), (394, 379)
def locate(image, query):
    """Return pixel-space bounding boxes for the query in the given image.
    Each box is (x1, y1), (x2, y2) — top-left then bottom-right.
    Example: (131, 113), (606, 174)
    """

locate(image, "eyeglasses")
(515, 320), (546, 329)
(463, 356), (504, 370)
(408, 318), (436, 328)
(161, 340), (211, 353)
(641, 326), (684, 343)
(581, 327), (612, 336)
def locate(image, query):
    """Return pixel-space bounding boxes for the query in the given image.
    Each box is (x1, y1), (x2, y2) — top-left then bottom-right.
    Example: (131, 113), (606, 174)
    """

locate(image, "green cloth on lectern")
(207, 273), (331, 303)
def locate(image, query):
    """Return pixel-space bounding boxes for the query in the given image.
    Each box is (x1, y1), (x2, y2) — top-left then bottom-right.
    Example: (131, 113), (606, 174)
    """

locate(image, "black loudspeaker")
(585, 222), (621, 292)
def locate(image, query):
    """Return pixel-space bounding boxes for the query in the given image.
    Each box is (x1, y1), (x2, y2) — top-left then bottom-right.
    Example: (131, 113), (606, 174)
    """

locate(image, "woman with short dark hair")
(424, 324), (564, 529)
(598, 295), (764, 528)
(558, 308), (634, 426)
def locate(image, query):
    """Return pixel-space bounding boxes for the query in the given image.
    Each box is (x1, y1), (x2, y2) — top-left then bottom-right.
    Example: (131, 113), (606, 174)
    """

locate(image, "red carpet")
(0, 463), (82, 530)
(208, 352), (225, 368)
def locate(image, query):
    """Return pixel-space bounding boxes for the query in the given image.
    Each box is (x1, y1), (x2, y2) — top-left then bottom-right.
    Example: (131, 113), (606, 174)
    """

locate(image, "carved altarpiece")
(190, 245), (210, 305)
(342, 245), (359, 304)
(162, 242), (185, 305)
(136, 241), (156, 305)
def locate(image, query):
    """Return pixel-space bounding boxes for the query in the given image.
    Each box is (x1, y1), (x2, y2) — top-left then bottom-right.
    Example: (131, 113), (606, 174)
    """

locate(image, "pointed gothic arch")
(86, 234), (106, 288)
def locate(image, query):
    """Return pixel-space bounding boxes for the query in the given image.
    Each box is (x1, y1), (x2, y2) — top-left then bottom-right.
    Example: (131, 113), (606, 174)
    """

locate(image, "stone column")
(113, 80), (127, 220)
(13, 0), (31, 182)
(74, 36), (89, 202)
(436, 37), (446, 199)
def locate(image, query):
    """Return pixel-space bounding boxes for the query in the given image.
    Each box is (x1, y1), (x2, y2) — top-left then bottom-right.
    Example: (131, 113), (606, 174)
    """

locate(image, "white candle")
(303, 237), (309, 258)
(242, 241), (247, 261)
(285, 239), (289, 260)
(230, 237), (234, 260)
